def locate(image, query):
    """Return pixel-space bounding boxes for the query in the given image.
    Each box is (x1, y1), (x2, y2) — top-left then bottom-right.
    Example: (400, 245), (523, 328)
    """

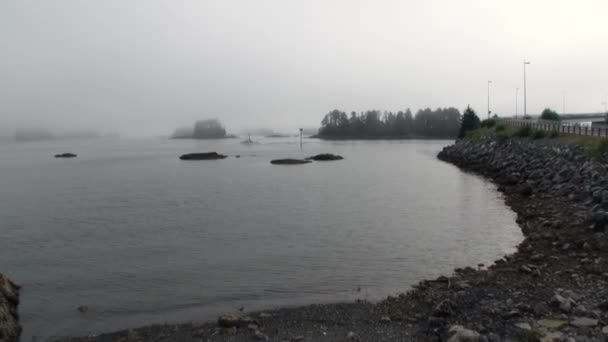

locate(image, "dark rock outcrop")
(179, 152), (227, 160)
(54, 153), (77, 158)
(305, 153), (344, 161)
(0, 273), (21, 342)
(270, 159), (312, 165)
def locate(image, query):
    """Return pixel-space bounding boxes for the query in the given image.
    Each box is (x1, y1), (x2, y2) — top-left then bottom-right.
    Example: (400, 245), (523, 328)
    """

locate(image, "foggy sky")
(1, 0), (607, 136)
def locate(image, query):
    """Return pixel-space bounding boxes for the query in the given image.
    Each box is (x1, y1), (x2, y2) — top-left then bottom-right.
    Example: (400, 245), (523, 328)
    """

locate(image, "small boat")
(241, 134), (257, 145)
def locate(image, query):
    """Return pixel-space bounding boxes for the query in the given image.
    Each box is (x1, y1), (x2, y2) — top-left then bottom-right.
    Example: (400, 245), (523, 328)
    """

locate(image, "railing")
(500, 119), (608, 138)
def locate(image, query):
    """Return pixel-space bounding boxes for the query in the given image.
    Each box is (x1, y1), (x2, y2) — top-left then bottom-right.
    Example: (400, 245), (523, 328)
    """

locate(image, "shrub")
(549, 130), (560, 138)
(533, 129), (546, 139)
(496, 132), (509, 143)
(593, 139), (608, 162)
(495, 124), (506, 132)
(480, 119), (496, 128)
(516, 126), (533, 137)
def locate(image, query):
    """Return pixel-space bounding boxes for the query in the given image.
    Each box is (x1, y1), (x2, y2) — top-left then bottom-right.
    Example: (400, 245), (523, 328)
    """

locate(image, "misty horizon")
(2, 0), (607, 137)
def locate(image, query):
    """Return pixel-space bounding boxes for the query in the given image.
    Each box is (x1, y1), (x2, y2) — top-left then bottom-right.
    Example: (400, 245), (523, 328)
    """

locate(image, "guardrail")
(500, 119), (608, 138)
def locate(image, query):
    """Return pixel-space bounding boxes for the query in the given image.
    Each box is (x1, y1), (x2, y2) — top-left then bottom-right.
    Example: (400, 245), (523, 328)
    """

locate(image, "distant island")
(171, 119), (236, 139)
(314, 108), (461, 139)
(265, 133), (291, 138)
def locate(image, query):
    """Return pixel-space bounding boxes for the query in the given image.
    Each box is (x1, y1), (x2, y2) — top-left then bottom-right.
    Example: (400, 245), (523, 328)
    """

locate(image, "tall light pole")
(515, 88), (519, 118)
(487, 80), (492, 119)
(523, 60), (531, 117)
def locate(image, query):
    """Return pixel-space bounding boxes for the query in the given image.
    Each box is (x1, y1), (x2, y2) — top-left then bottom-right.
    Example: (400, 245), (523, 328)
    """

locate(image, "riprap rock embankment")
(0, 273), (20, 342)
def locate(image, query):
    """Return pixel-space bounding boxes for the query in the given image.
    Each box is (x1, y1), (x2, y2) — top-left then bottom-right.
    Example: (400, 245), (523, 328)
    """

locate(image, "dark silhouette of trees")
(458, 106), (481, 138)
(540, 108), (560, 121)
(317, 108), (461, 139)
(193, 119), (226, 139)
(172, 119), (228, 139)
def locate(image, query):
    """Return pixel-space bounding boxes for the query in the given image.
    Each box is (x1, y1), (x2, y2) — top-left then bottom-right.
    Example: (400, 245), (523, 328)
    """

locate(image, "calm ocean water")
(0, 137), (522, 341)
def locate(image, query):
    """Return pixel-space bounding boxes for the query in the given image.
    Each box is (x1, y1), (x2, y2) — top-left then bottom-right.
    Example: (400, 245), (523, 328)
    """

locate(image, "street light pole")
(515, 88), (519, 118)
(487, 80), (492, 119)
(523, 60), (531, 117)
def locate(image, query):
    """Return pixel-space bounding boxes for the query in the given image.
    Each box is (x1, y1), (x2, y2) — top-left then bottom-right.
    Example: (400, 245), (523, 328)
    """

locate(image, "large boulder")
(0, 273), (21, 342)
(179, 152), (227, 160)
(305, 153), (344, 161)
(270, 159), (312, 165)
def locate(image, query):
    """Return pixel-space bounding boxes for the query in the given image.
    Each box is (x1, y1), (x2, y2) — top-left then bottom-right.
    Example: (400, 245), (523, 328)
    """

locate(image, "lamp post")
(515, 88), (519, 118)
(299, 128), (303, 149)
(523, 60), (531, 117)
(487, 80), (492, 119)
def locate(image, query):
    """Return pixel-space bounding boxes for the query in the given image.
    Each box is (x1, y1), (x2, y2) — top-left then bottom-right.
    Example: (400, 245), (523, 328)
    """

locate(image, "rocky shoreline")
(55, 134), (608, 341)
(0, 273), (21, 342)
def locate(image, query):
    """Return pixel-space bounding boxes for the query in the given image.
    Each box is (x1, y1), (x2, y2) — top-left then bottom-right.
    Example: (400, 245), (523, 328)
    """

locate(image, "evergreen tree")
(318, 107), (462, 138)
(540, 108), (560, 121)
(458, 106), (480, 138)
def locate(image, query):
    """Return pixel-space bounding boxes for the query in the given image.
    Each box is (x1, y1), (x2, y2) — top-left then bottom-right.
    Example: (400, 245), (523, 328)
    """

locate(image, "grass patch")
(554, 134), (608, 161)
(466, 123), (608, 162)
(563, 135), (604, 147)
(466, 127), (494, 139)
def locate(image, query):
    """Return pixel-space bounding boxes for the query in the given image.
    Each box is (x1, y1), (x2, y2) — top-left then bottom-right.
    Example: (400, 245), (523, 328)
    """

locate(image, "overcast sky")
(1, 0), (607, 136)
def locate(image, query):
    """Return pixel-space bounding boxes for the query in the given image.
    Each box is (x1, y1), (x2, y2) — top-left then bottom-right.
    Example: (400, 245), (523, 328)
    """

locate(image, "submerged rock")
(179, 152), (227, 160)
(270, 159), (312, 165)
(0, 273), (21, 342)
(54, 153), (77, 158)
(305, 153), (344, 161)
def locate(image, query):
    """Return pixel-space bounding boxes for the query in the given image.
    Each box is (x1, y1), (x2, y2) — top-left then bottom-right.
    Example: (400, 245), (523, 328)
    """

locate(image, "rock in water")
(54, 153), (77, 158)
(179, 152), (227, 160)
(270, 159), (312, 165)
(0, 273), (21, 342)
(217, 313), (257, 328)
(305, 153), (344, 161)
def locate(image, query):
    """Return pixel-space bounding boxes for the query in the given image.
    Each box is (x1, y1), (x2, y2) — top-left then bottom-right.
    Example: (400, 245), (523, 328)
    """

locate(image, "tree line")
(317, 108), (462, 139)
